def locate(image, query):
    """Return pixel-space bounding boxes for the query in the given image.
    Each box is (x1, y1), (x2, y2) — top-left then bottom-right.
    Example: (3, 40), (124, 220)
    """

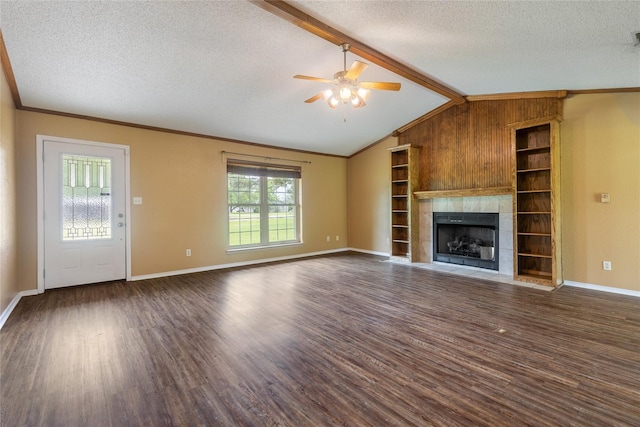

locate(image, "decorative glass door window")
(61, 154), (112, 240)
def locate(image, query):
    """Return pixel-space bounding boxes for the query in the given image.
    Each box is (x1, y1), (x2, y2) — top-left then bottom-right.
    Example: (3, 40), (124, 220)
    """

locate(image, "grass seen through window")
(228, 211), (296, 246)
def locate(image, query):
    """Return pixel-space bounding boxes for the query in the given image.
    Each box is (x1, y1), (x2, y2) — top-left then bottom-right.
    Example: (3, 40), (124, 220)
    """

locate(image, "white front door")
(43, 140), (127, 289)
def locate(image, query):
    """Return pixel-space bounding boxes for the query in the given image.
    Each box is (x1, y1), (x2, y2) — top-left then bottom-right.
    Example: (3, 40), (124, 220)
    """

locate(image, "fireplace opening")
(433, 213), (499, 270)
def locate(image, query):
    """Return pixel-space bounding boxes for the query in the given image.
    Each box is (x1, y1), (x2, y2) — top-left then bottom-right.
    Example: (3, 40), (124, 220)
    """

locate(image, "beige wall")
(561, 93), (640, 291)
(347, 136), (397, 254)
(0, 67), (19, 313)
(347, 94), (640, 293)
(9, 93), (640, 295)
(15, 111), (348, 290)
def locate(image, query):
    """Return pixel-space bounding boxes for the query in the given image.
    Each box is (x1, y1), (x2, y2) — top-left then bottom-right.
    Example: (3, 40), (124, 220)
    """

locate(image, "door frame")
(36, 135), (132, 293)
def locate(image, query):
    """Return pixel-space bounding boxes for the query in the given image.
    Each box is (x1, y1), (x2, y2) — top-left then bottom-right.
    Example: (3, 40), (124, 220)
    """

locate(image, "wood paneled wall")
(398, 98), (561, 191)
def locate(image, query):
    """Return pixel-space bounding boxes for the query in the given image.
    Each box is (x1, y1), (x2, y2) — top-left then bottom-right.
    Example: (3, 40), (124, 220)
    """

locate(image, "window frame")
(226, 160), (301, 250)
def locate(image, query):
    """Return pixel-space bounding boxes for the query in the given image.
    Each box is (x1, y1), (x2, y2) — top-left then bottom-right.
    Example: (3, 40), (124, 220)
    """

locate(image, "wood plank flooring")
(1, 252), (639, 426)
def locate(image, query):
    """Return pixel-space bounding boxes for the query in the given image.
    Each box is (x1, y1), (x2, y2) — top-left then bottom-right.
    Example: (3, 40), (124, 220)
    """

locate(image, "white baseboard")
(130, 248), (350, 281)
(348, 247), (390, 257)
(0, 290), (39, 330)
(564, 280), (640, 298)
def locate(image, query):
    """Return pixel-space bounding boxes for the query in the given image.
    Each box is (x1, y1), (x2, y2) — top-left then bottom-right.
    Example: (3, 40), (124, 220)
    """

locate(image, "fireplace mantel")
(414, 186), (512, 199)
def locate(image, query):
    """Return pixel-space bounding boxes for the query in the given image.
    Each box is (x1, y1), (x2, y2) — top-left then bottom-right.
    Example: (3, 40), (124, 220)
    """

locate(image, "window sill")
(226, 241), (303, 254)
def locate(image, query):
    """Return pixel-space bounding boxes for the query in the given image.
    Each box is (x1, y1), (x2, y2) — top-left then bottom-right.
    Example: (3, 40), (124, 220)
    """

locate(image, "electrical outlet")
(336, 235), (339, 241)
(186, 249), (192, 257)
(603, 261), (612, 271)
(600, 193), (610, 203)
(133, 197), (143, 205)
(326, 236), (330, 242)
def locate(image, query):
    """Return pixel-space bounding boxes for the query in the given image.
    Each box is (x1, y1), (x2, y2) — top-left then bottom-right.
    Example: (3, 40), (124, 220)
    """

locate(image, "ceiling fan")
(294, 43), (401, 109)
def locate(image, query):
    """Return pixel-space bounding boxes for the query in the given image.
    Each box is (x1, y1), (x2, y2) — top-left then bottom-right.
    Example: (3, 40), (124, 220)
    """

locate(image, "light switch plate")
(133, 197), (143, 205)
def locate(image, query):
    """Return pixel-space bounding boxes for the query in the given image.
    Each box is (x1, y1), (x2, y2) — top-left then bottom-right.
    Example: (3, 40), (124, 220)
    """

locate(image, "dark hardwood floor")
(1, 252), (639, 426)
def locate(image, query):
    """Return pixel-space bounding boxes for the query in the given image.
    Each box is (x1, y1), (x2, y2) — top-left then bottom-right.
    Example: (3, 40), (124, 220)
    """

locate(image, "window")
(61, 155), (112, 240)
(227, 161), (301, 248)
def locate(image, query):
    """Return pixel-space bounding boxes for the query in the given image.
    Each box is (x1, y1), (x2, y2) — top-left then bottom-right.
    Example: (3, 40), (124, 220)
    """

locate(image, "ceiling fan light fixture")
(339, 86), (352, 102)
(295, 43), (400, 111)
(321, 89), (334, 101)
(357, 87), (370, 100)
(351, 94), (366, 108)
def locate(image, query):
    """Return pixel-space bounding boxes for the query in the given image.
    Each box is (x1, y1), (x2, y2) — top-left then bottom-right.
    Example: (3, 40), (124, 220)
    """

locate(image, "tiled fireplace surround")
(416, 195), (514, 277)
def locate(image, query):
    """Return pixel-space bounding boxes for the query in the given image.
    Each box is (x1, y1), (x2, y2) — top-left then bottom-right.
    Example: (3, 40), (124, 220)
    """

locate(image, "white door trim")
(36, 135), (132, 293)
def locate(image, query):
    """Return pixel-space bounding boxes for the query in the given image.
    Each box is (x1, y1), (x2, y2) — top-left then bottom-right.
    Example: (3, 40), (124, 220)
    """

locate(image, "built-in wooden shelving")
(389, 144), (418, 261)
(511, 119), (562, 286)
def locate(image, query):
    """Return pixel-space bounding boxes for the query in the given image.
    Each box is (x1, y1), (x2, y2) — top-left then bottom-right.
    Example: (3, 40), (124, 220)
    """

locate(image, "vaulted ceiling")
(2, 1), (639, 156)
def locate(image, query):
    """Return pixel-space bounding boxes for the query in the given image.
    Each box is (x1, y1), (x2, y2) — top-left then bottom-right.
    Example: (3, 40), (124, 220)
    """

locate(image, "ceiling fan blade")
(304, 93), (323, 103)
(294, 75), (333, 83)
(345, 60), (368, 80)
(359, 81), (402, 91)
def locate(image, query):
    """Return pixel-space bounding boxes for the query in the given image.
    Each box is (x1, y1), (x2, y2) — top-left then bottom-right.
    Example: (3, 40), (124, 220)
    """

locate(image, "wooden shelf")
(518, 253), (552, 259)
(517, 190), (550, 194)
(517, 211), (551, 215)
(517, 167), (551, 173)
(516, 145), (551, 153)
(518, 270), (552, 279)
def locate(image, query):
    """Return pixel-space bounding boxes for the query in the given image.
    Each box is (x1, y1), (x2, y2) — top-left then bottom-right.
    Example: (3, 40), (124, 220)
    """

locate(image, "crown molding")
(567, 87), (640, 95)
(394, 100), (459, 135)
(19, 106), (348, 158)
(465, 90), (568, 102)
(0, 30), (22, 108)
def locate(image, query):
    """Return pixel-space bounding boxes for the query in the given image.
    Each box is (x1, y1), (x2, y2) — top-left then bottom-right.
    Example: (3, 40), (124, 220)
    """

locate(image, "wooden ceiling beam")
(251, 0), (465, 104)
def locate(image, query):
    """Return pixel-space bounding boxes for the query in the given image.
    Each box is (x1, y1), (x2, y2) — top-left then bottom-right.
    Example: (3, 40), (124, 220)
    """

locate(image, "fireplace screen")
(433, 213), (499, 270)
(436, 225), (494, 259)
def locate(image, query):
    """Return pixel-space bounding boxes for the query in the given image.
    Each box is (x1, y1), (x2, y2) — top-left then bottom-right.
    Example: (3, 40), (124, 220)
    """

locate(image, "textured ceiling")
(2, 1), (639, 156)
(295, 1), (640, 95)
